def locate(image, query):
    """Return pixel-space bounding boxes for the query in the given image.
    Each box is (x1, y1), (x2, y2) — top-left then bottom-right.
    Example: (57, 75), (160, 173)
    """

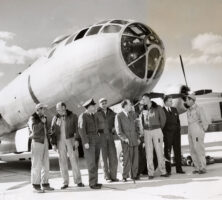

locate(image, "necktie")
(168, 107), (171, 112)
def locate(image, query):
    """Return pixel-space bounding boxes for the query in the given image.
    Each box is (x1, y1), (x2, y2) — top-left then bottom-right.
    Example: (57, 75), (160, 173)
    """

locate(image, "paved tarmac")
(0, 132), (222, 200)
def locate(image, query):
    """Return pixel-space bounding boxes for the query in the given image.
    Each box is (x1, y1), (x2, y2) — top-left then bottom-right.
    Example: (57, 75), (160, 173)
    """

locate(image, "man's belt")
(144, 125), (161, 130)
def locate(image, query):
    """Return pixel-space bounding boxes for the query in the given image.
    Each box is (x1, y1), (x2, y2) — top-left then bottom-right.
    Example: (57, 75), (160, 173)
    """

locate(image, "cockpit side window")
(96, 20), (109, 25)
(65, 34), (77, 45)
(74, 28), (89, 41)
(48, 48), (56, 59)
(86, 26), (102, 36)
(110, 20), (128, 25)
(51, 35), (70, 47)
(102, 25), (122, 33)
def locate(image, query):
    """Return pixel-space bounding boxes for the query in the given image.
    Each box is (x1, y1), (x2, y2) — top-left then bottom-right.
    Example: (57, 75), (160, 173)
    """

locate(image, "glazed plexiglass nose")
(121, 23), (164, 80)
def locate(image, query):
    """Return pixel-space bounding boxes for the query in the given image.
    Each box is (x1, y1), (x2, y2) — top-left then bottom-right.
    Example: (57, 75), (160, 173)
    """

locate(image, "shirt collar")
(164, 106), (171, 111)
(189, 103), (197, 110)
(123, 110), (129, 117)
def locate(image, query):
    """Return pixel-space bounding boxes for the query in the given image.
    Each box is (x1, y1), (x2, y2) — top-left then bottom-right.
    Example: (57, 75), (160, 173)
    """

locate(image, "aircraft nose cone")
(121, 22), (165, 81)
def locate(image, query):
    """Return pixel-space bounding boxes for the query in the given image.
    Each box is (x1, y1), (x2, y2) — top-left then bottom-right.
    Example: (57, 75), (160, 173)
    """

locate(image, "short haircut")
(142, 93), (150, 98)
(60, 102), (66, 108)
(121, 99), (129, 108)
(164, 95), (173, 103)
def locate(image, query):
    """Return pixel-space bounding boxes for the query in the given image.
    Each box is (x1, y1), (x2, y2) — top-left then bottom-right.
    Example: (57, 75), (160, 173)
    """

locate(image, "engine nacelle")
(0, 127), (30, 154)
(15, 127), (30, 152)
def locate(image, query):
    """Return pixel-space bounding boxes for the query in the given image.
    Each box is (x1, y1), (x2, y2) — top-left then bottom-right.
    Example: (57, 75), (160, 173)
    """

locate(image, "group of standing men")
(28, 92), (208, 193)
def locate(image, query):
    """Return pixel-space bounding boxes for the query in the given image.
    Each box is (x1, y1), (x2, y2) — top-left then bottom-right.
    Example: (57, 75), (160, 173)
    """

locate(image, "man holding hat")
(28, 103), (54, 193)
(50, 102), (84, 189)
(186, 94), (209, 174)
(95, 98), (118, 182)
(78, 98), (102, 189)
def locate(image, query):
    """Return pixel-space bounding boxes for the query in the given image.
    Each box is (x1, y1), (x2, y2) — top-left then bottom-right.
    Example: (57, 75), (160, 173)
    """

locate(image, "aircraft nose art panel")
(121, 23), (165, 81)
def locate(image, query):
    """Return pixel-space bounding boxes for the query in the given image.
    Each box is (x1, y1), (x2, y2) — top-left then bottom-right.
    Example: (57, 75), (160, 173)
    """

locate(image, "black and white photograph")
(0, 0), (222, 199)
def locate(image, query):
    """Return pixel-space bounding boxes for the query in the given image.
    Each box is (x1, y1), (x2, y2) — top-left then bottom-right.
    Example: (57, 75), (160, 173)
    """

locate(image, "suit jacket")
(78, 111), (98, 145)
(115, 111), (139, 147)
(162, 107), (180, 133)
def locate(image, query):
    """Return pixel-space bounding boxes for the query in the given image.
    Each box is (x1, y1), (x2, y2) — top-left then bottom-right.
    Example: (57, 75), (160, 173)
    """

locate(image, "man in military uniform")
(95, 98), (119, 182)
(186, 94), (209, 174)
(78, 99), (102, 189)
(163, 96), (185, 175)
(29, 103), (54, 193)
(50, 102), (84, 189)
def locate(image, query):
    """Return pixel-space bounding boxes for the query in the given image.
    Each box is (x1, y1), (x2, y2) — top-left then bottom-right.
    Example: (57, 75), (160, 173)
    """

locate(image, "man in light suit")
(115, 99), (140, 182)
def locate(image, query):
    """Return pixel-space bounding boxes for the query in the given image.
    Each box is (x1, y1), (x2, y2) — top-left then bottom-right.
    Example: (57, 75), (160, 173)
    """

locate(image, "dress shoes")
(77, 183), (85, 187)
(90, 185), (101, 189)
(199, 169), (207, 174)
(192, 170), (199, 174)
(160, 174), (169, 177)
(42, 184), (54, 191)
(61, 185), (69, 190)
(176, 170), (186, 174)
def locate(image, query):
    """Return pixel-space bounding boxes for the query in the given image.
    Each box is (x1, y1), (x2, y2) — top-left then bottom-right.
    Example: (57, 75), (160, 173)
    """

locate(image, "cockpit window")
(121, 35), (146, 65)
(128, 56), (146, 79)
(121, 34), (146, 79)
(154, 57), (164, 79)
(121, 23), (165, 80)
(147, 48), (161, 79)
(110, 20), (128, 25)
(102, 25), (122, 33)
(48, 48), (56, 59)
(96, 20), (109, 25)
(123, 24), (151, 38)
(65, 34), (77, 45)
(74, 28), (88, 41)
(86, 26), (102, 36)
(51, 35), (70, 46)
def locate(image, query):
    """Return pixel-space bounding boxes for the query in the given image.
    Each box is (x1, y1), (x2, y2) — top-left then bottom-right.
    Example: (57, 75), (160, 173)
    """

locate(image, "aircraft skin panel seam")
(28, 75), (40, 104)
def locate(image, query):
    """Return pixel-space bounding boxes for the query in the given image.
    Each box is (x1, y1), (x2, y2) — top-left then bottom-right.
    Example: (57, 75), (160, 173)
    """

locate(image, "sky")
(0, 0), (221, 92)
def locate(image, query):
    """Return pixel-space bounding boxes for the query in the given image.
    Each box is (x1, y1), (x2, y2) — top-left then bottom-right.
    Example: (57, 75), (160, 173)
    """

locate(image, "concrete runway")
(1, 132), (222, 200)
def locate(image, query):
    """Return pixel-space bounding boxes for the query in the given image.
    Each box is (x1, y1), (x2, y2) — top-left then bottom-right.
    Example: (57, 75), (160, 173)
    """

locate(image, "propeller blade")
(146, 92), (185, 99)
(194, 89), (212, 95)
(179, 55), (188, 87)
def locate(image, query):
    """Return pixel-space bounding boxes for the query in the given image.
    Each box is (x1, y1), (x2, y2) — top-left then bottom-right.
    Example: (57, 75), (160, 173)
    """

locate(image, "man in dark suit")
(162, 96), (185, 175)
(115, 99), (140, 182)
(78, 99), (102, 189)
